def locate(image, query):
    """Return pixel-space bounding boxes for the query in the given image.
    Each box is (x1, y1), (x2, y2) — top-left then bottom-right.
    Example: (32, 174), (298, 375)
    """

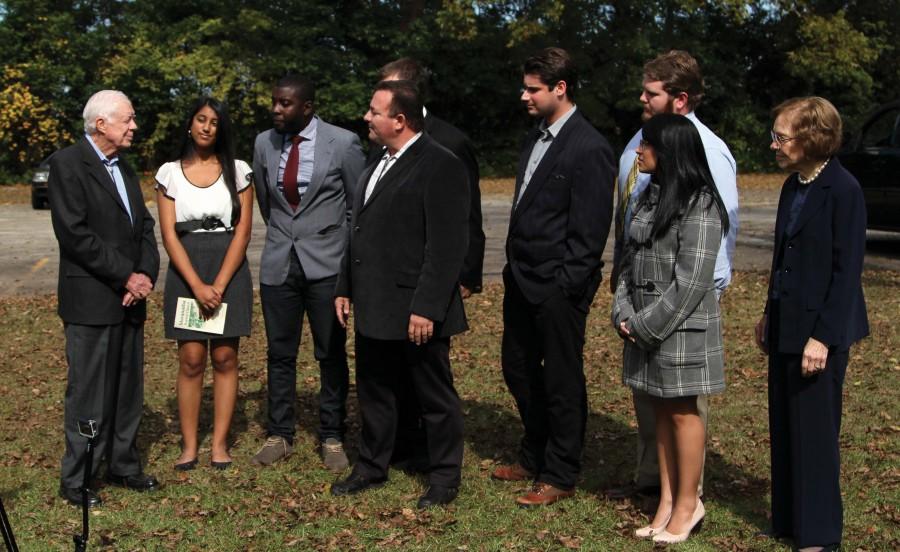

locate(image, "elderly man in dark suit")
(492, 48), (616, 507)
(251, 75), (365, 471)
(332, 80), (469, 509)
(371, 57), (485, 472)
(49, 90), (160, 507)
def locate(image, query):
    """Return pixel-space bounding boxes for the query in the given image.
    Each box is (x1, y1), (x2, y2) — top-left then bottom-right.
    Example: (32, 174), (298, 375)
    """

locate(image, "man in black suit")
(49, 90), (161, 507)
(492, 48), (616, 507)
(332, 80), (469, 509)
(372, 57), (485, 472)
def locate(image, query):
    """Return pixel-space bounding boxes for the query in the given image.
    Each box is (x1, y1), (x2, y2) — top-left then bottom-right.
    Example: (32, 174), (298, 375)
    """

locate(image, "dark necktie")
(283, 135), (303, 210)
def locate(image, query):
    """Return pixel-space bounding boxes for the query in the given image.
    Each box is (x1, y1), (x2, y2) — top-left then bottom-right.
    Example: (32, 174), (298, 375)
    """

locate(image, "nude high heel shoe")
(652, 499), (705, 544)
(635, 513), (671, 538)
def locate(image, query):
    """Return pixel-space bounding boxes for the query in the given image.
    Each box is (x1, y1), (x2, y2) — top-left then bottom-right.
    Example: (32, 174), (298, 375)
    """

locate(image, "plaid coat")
(612, 184), (725, 397)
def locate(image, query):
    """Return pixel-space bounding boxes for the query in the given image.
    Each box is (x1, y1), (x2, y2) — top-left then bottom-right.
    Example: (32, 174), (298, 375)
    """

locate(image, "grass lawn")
(0, 270), (897, 550)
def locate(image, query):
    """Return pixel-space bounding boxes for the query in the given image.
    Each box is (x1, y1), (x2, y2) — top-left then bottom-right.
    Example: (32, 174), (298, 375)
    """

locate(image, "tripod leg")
(74, 439), (94, 551)
(0, 496), (19, 552)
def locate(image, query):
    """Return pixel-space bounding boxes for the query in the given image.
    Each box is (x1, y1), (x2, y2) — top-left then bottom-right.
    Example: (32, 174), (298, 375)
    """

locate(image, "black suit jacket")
(765, 158), (869, 353)
(366, 113), (485, 291)
(49, 138), (160, 325)
(337, 134), (469, 340)
(506, 110), (616, 307)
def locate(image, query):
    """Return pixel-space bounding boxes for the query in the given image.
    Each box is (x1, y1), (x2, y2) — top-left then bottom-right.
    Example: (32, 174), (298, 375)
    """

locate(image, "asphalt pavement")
(1, 189), (898, 296)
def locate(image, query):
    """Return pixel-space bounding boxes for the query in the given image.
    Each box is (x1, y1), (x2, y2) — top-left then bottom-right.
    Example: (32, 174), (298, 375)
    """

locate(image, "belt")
(174, 216), (232, 236)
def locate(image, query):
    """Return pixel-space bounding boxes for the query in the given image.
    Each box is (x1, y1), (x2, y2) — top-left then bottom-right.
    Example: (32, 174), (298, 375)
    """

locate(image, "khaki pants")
(632, 389), (708, 495)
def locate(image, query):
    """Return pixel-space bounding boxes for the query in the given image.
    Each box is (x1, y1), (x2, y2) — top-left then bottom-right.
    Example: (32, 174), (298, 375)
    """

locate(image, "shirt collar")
(384, 132), (423, 160)
(86, 133), (118, 165)
(540, 105), (577, 140)
(285, 115), (319, 143)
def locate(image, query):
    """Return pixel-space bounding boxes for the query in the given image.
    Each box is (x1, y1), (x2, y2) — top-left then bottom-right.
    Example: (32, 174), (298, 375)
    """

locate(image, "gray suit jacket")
(612, 184), (725, 397)
(253, 117), (365, 285)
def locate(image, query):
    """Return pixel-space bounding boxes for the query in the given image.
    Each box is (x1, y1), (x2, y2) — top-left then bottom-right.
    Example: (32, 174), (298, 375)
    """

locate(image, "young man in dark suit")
(332, 80), (470, 509)
(49, 90), (161, 507)
(492, 48), (616, 507)
(371, 57), (486, 472)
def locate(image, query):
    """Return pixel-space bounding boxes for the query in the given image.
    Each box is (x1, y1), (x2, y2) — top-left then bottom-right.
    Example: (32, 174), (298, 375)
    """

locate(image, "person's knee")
(179, 357), (206, 379)
(210, 347), (238, 374)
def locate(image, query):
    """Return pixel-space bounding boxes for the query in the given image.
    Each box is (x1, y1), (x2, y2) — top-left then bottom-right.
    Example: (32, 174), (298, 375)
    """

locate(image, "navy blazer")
(506, 110), (616, 307)
(765, 158), (869, 353)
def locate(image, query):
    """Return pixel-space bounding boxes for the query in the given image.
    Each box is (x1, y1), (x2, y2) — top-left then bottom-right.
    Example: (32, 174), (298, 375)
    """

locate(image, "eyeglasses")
(770, 130), (796, 147)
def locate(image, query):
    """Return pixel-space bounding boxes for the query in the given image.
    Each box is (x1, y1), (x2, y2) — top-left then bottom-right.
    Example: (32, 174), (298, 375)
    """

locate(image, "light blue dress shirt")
(613, 112), (739, 291)
(516, 105), (578, 206)
(277, 115), (318, 199)
(86, 134), (133, 224)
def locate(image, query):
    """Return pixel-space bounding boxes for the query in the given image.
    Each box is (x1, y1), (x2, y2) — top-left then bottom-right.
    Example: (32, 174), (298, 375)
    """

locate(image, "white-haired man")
(49, 90), (160, 507)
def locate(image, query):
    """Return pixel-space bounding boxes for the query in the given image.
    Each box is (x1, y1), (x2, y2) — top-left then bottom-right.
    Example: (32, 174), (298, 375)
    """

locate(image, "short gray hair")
(82, 90), (131, 134)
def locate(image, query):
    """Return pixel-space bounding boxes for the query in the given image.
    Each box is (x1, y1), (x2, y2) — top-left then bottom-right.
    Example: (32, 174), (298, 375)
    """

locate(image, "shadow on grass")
(462, 396), (771, 531)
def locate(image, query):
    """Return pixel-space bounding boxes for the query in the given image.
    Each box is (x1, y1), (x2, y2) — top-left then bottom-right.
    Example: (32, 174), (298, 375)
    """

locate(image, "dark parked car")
(31, 156), (52, 209)
(839, 99), (900, 231)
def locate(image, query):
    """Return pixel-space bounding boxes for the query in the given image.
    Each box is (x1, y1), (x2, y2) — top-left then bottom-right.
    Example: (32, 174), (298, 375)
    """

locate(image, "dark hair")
(175, 97), (242, 226)
(378, 57), (430, 99)
(643, 50), (704, 111)
(275, 74), (316, 103)
(640, 113), (729, 240)
(373, 80), (425, 132)
(771, 96), (843, 159)
(523, 47), (577, 100)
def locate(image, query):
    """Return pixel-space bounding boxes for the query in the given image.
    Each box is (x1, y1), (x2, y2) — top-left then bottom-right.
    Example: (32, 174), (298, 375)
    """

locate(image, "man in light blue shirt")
(608, 50), (739, 503)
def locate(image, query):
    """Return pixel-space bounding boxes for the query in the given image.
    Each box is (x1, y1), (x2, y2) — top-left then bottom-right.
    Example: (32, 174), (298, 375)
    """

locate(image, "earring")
(188, 129), (192, 135)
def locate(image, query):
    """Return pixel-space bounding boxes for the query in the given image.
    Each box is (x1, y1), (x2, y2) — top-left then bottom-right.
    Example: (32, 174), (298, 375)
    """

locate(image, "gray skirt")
(163, 231), (252, 340)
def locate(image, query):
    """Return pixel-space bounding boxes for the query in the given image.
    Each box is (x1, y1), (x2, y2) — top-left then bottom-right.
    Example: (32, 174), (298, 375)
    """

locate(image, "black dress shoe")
(106, 472), (161, 492)
(331, 471), (387, 496)
(416, 485), (458, 509)
(59, 485), (102, 508)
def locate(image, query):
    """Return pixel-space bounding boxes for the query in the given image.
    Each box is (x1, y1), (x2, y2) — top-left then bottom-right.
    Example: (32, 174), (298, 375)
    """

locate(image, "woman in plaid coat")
(612, 114), (730, 544)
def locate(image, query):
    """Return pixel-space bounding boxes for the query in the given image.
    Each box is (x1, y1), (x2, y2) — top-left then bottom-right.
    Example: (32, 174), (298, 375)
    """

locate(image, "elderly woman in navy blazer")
(755, 97), (869, 552)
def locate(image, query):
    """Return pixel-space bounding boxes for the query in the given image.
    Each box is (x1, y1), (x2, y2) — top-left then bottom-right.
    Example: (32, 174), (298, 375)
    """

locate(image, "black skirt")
(163, 231), (252, 340)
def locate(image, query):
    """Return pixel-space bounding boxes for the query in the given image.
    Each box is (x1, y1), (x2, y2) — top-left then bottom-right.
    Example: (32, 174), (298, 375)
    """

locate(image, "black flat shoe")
(331, 471), (387, 496)
(59, 485), (102, 508)
(106, 472), (161, 492)
(211, 460), (232, 470)
(174, 458), (198, 471)
(416, 485), (458, 509)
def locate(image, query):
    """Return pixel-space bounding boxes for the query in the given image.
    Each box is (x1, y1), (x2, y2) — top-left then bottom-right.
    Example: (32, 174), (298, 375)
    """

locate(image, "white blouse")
(155, 160), (252, 231)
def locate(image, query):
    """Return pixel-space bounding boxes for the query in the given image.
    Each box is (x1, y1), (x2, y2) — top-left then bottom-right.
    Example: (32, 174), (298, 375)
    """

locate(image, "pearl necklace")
(797, 158), (830, 185)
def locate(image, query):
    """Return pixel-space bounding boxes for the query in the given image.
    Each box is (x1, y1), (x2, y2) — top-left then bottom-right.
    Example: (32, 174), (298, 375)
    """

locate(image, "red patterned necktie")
(283, 135), (303, 210)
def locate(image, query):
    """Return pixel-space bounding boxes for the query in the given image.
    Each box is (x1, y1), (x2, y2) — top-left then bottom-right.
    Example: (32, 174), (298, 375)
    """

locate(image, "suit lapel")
(299, 123), (332, 216)
(359, 135), (427, 213)
(510, 115), (580, 227)
(266, 130), (291, 212)
(787, 164), (833, 238)
(79, 139), (130, 217)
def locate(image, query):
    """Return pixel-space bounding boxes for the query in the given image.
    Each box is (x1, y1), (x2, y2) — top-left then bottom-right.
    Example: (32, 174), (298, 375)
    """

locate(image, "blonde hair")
(772, 96), (843, 159)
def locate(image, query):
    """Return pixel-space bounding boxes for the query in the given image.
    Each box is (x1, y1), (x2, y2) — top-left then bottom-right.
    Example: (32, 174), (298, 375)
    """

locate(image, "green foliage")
(0, 0), (896, 177)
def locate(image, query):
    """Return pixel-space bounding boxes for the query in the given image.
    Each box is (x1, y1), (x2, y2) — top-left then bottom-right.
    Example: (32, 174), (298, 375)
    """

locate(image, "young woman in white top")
(155, 97), (253, 470)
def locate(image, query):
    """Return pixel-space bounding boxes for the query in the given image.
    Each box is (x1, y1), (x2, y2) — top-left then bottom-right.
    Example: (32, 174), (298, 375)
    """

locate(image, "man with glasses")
(608, 50), (739, 506)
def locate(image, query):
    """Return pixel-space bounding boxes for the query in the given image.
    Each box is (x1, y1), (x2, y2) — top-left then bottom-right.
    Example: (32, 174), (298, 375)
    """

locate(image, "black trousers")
(353, 334), (463, 487)
(61, 321), (144, 489)
(768, 301), (846, 547)
(501, 269), (589, 490)
(260, 252), (348, 443)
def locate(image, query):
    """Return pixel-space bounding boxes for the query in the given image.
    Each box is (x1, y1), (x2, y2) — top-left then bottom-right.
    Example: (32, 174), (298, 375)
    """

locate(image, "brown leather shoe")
(515, 482), (575, 508)
(490, 463), (534, 482)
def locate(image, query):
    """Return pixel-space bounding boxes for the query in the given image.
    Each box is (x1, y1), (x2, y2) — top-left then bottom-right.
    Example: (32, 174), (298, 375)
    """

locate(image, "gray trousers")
(60, 321), (144, 489)
(632, 389), (708, 495)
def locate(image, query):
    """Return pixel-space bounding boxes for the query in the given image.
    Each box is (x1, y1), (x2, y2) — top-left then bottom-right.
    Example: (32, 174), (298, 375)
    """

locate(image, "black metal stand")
(0, 496), (18, 552)
(73, 422), (97, 552)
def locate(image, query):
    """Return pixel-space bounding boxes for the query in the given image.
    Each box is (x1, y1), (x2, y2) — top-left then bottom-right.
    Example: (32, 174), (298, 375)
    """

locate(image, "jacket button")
(354, 259), (361, 265)
(354, 226), (360, 232)
(784, 267), (791, 273)
(787, 242), (794, 248)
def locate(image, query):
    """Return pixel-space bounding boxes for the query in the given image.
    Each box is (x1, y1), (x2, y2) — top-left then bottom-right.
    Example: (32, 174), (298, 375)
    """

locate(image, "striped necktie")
(615, 156), (640, 242)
